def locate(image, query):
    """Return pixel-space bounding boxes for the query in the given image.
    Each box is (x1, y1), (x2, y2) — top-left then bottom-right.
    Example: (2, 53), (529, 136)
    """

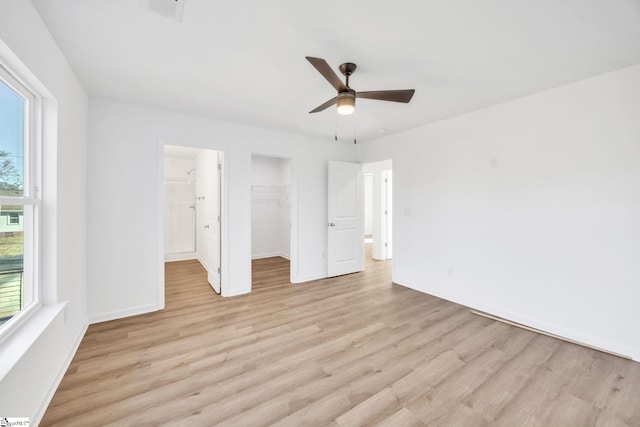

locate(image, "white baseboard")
(252, 252), (290, 260)
(33, 321), (88, 425)
(165, 252), (197, 262)
(393, 279), (639, 362)
(197, 256), (210, 271)
(88, 303), (161, 324)
(467, 303), (638, 362)
(223, 287), (250, 297)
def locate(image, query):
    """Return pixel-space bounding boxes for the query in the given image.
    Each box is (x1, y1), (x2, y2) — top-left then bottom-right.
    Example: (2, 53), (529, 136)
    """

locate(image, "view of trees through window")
(0, 78), (26, 326)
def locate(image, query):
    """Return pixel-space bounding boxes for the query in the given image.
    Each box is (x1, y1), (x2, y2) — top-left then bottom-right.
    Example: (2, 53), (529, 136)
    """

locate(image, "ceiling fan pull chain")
(353, 111), (357, 144)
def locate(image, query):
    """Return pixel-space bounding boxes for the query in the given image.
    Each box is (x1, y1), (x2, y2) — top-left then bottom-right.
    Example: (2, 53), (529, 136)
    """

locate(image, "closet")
(251, 155), (291, 261)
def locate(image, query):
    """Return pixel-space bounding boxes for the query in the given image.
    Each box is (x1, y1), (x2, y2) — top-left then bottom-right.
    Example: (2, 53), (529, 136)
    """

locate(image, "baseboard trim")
(165, 252), (197, 262)
(33, 321), (88, 425)
(252, 252), (290, 260)
(471, 310), (632, 361)
(224, 288), (250, 298)
(89, 303), (161, 324)
(196, 256), (210, 271)
(393, 279), (639, 362)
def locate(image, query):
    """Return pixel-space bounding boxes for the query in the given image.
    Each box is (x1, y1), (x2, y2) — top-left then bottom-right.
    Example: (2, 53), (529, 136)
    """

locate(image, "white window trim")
(0, 59), (42, 342)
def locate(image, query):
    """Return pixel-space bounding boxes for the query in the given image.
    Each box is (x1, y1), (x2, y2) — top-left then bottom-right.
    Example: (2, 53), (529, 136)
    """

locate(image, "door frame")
(363, 159), (393, 262)
(364, 172), (374, 238)
(381, 169), (393, 260)
(249, 151), (298, 288)
(157, 139), (229, 305)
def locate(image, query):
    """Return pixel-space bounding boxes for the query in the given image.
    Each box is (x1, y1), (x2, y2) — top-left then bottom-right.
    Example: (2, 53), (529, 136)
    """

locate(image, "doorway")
(364, 172), (374, 257)
(363, 159), (393, 262)
(163, 145), (222, 295)
(250, 154), (293, 290)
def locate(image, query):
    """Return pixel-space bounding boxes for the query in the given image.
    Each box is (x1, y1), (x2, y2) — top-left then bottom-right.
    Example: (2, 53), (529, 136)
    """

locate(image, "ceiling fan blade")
(309, 96), (338, 113)
(306, 57), (347, 92)
(356, 89), (415, 103)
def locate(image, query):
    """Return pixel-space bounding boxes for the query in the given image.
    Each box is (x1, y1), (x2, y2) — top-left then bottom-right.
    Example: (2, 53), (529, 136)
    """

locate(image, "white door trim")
(382, 169), (393, 260)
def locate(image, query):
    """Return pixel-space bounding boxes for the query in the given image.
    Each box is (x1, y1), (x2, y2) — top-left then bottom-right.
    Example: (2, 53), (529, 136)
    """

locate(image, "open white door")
(196, 150), (221, 293)
(207, 156), (221, 293)
(328, 160), (364, 277)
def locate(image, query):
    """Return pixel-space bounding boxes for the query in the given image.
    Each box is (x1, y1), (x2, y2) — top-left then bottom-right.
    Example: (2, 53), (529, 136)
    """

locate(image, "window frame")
(0, 61), (42, 340)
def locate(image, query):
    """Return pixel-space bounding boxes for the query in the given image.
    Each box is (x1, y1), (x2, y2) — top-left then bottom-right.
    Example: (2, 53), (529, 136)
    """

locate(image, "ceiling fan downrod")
(339, 62), (357, 89)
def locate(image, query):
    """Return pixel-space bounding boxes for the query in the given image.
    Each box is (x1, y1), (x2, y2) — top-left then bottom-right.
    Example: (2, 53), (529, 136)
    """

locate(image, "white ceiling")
(32, 0), (640, 142)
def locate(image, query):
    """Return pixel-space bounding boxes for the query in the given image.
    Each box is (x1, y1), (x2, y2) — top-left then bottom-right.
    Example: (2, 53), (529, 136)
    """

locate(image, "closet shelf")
(251, 184), (289, 206)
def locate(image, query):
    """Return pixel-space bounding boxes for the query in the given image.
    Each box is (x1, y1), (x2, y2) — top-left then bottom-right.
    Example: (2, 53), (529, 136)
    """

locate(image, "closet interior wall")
(164, 155), (197, 260)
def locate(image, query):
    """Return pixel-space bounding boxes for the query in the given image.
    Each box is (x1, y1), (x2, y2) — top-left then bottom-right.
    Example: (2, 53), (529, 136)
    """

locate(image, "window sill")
(0, 302), (66, 382)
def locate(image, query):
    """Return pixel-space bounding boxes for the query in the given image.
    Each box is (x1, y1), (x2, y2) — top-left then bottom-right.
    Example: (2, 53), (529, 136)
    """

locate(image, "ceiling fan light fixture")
(305, 57), (415, 115)
(337, 92), (355, 115)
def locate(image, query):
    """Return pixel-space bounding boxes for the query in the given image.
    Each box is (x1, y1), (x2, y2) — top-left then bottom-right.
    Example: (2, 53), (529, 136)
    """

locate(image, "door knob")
(329, 222), (335, 227)
(204, 224), (210, 229)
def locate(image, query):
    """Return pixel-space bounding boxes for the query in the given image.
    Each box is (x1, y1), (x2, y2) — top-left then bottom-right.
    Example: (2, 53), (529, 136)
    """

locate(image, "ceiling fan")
(306, 56), (415, 115)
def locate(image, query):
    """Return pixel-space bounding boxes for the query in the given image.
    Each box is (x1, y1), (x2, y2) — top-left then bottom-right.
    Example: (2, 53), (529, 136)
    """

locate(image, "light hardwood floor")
(42, 250), (640, 426)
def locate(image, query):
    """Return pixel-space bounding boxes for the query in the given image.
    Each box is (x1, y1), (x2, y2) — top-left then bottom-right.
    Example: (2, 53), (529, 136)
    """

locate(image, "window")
(0, 62), (40, 334)
(8, 212), (20, 225)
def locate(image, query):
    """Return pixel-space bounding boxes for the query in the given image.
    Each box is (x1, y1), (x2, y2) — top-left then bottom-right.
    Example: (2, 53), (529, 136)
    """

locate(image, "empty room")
(1, 1), (639, 426)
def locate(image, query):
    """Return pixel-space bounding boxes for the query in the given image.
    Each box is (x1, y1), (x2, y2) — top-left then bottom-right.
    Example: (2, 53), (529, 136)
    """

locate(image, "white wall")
(0, 2), (89, 422)
(357, 65), (640, 361)
(88, 99), (356, 320)
(164, 156), (196, 180)
(251, 155), (291, 260)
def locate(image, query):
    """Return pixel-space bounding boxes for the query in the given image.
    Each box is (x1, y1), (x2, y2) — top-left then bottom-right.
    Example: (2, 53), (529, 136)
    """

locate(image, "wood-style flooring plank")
(41, 251), (640, 426)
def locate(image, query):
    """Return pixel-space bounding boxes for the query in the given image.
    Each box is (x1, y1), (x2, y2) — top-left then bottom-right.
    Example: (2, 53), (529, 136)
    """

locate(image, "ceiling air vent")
(142, 0), (186, 22)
